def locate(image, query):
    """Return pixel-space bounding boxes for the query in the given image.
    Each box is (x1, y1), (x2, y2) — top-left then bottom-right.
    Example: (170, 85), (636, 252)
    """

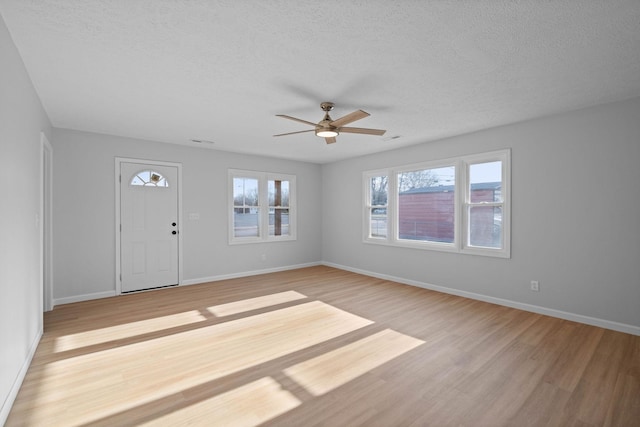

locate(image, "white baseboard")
(49, 261), (639, 336)
(322, 261), (640, 336)
(53, 290), (117, 307)
(1, 327), (42, 426)
(52, 263), (322, 306)
(182, 262), (322, 286)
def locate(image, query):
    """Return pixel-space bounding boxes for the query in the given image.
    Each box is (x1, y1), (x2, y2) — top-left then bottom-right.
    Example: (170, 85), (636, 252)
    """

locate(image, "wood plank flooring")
(6, 266), (640, 426)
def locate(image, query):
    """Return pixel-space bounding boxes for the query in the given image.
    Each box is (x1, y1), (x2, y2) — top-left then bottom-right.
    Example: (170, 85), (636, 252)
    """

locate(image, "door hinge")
(119, 174), (121, 183)
(119, 273), (122, 281)
(120, 224), (122, 232)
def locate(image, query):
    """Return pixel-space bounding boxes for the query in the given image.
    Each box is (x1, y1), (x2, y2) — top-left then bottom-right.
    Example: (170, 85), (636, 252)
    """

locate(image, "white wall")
(51, 129), (322, 302)
(322, 97), (640, 332)
(2, 6), (637, 422)
(0, 13), (52, 424)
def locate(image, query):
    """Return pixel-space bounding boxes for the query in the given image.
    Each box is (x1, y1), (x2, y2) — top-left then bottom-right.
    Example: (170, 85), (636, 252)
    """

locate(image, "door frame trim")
(41, 132), (53, 312)
(115, 157), (183, 295)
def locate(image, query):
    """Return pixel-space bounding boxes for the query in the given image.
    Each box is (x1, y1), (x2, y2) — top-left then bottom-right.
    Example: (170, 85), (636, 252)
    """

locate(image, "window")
(229, 169), (296, 244)
(233, 176), (259, 237)
(364, 149), (510, 258)
(398, 165), (455, 243)
(130, 170), (169, 187)
(466, 161), (504, 250)
(366, 173), (388, 238)
(268, 179), (290, 237)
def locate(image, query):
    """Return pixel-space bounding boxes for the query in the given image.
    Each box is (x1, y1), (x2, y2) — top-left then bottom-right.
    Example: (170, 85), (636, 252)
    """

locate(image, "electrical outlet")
(530, 280), (540, 292)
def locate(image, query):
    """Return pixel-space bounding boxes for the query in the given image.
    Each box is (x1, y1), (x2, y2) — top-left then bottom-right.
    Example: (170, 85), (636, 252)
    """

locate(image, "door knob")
(172, 230), (177, 235)
(172, 222), (177, 226)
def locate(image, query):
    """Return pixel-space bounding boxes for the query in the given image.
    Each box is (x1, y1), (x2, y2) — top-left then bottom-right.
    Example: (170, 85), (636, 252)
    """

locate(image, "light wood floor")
(7, 266), (639, 426)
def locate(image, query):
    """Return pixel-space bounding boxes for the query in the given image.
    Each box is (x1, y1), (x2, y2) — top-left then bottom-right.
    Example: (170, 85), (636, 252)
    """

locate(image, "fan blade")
(276, 114), (317, 127)
(339, 127), (386, 136)
(273, 129), (315, 137)
(324, 136), (337, 144)
(330, 110), (370, 128)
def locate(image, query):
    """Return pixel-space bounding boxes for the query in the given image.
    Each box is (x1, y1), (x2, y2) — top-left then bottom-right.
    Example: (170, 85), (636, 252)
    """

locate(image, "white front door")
(120, 162), (179, 293)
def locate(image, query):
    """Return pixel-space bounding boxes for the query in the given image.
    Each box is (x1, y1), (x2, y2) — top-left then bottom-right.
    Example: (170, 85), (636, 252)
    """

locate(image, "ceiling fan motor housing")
(320, 102), (334, 112)
(317, 102), (338, 135)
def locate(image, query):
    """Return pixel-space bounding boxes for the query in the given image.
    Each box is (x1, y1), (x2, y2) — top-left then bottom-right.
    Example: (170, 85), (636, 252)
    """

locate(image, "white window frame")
(228, 169), (296, 245)
(461, 150), (511, 257)
(364, 169), (390, 241)
(363, 149), (510, 258)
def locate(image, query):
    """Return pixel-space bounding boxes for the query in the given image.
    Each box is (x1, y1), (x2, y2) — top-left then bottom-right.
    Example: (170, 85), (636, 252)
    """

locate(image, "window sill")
(229, 236), (297, 245)
(363, 237), (510, 258)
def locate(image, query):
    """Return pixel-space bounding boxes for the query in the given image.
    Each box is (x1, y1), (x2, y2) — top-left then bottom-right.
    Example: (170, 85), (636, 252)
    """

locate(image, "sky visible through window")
(425, 162), (501, 186)
(470, 161), (501, 184)
(427, 166), (455, 186)
(234, 177), (258, 205)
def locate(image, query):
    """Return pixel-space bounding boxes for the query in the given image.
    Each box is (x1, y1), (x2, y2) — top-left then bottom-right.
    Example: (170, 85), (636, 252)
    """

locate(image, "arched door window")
(130, 170), (169, 187)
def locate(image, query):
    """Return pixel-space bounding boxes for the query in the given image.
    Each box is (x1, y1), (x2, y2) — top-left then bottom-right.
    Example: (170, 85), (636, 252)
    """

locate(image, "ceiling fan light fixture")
(316, 129), (339, 138)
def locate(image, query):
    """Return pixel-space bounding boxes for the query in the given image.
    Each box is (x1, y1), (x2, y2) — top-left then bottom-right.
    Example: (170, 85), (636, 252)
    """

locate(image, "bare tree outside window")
(370, 176), (388, 206)
(398, 170), (439, 192)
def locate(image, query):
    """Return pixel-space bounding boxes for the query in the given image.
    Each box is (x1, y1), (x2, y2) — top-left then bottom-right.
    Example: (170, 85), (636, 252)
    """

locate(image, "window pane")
(469, 206), (502, 248)
(398, 166), (455, 243)
(234, 208), (259, 237)
(233, 177), (258, 207)
(369, 175), (388, 239)
(370, 176), (388, 206)
(269, 208), (289, 236)
(398, 166), (454, 192)
(268, 180), (289, 207)
(370, 208), (387, 238)
(130, 170), (168, 187)
(470, 161), (502, 202)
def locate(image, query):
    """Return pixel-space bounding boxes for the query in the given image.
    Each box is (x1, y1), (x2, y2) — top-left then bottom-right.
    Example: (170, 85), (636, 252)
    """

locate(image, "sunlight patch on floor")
(54, 310), (207, 352)
(139, 377), (300, 427)
(207, 290), (307, 317)
(284, 329), (425, 396)
(30, 301), (372, 426)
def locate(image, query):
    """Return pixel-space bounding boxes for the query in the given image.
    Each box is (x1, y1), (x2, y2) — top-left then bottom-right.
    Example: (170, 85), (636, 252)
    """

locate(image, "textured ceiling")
(2, 0), (639, 163)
